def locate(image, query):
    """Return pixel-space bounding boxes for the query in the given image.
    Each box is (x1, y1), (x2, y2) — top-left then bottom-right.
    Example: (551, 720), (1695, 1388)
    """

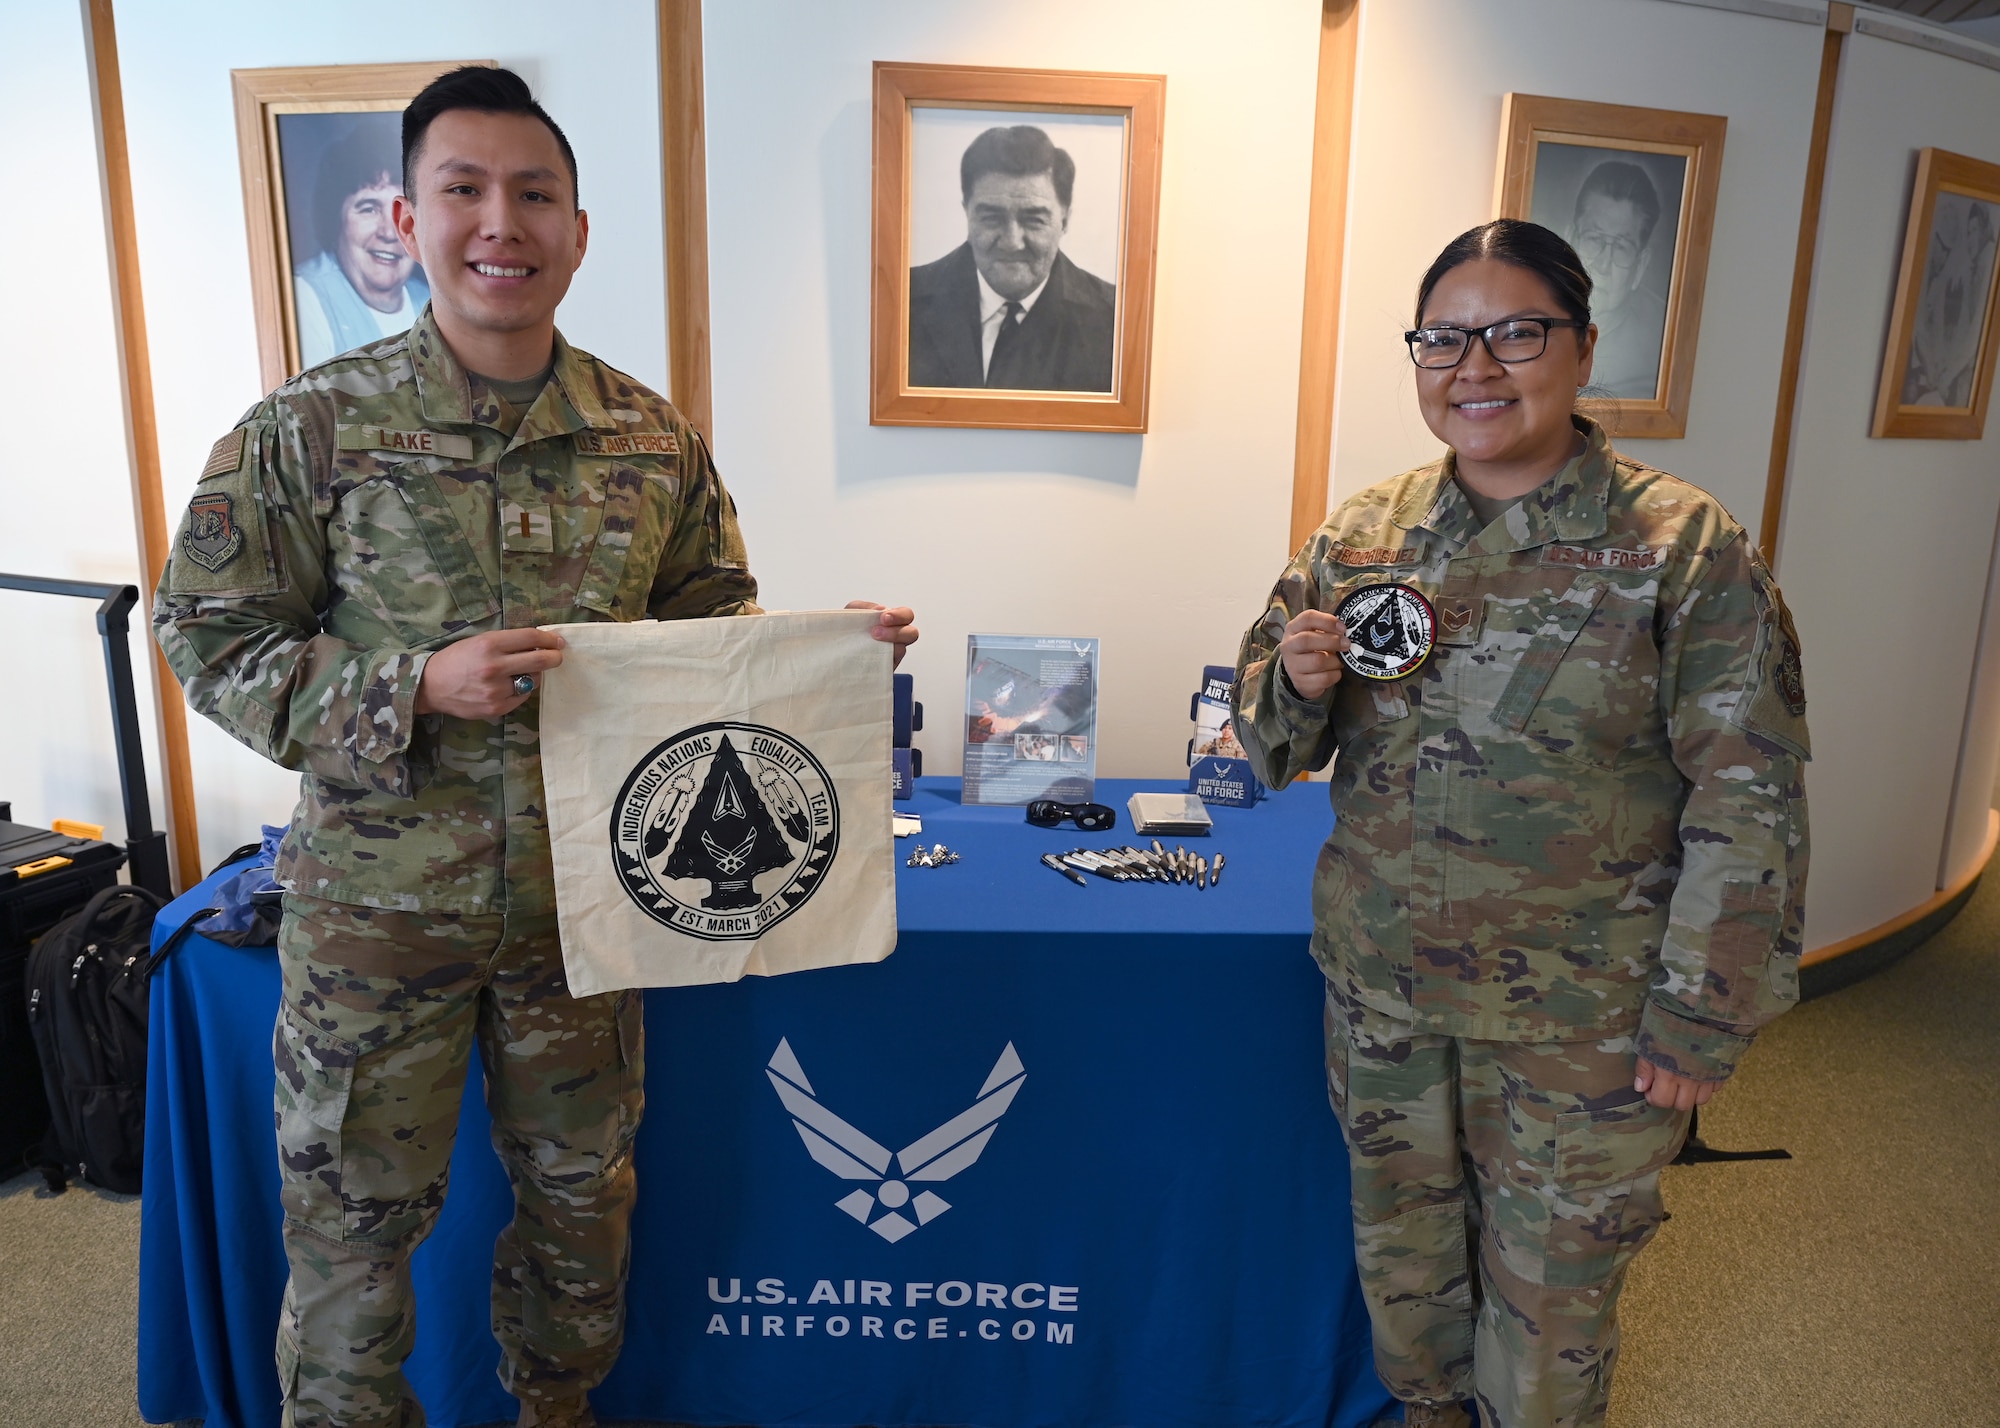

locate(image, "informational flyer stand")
(961, 634), (1099, 805)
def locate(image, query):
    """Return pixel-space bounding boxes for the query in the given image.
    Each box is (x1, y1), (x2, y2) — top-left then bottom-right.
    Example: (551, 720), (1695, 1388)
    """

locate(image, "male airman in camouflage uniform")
(1233, 417), (1809, 1427)
(153, 68), (913, 1428)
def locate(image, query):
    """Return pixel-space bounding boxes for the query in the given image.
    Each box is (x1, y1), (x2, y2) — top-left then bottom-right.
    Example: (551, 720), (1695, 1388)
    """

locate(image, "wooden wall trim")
(82, 0), (200, 890)
(1758, 1), (1852, 571)
(659, 0), (714, 446)
(1289, 0), (1362, 556)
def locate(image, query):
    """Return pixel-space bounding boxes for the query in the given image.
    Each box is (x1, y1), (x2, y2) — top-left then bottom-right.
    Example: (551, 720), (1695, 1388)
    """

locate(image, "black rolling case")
(0, 576), (174, 1179)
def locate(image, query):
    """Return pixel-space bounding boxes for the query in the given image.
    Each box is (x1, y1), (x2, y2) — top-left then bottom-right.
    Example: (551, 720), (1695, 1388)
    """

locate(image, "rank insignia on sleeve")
(1334, 582), (1436, 682)
(200, 429), (245, 479)
(182, 492), (244, 571)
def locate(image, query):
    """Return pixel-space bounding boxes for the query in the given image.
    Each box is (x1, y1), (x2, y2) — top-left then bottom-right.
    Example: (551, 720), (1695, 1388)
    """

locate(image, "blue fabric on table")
(203, 823), (285, 934)
(140, 777), (1391, 1428)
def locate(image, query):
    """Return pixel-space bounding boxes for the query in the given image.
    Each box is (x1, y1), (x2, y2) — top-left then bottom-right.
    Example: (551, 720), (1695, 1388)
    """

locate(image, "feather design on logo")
(766, 1038), (1026, 1242)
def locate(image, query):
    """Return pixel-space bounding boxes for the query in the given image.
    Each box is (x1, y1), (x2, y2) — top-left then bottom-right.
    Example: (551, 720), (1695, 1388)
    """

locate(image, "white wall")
(1778, 29), (2000, 943)
(101, 0), (670, 868)
(700, 0), (1323, 780)
(13, 0), (2000, 948)
(1332, 0), (1827, 532)
(0, 0), (165, 851)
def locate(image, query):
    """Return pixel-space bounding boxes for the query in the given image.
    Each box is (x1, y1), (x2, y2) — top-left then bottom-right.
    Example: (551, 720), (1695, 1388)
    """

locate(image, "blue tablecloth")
(139, 777), (1391, 1428)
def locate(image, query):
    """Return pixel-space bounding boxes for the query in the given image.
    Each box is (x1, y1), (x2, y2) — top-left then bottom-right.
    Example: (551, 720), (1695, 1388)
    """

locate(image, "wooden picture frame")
(1495, 95), (1727, 440)
(870, 62), (1165, 433)
(1872, 148), (2000, 440)
(232, 61), (491, 393)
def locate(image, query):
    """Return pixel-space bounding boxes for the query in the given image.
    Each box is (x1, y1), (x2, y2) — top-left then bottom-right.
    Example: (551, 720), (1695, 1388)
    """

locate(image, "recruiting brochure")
(962, 634), (1099, 805)
(1187, 664), (1262, 808)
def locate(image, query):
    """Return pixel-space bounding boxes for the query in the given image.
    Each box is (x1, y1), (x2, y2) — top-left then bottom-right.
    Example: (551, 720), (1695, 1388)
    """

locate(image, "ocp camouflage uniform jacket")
(1233, 418), (1809, 1082)
(153, 308), (760, 916)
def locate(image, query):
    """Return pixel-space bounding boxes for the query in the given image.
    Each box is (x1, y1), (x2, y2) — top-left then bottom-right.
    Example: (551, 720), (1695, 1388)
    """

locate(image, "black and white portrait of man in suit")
(907, 123), (1118, 393)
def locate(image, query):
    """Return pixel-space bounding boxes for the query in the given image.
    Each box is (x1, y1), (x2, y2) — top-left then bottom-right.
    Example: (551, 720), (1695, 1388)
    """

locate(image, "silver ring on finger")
(512, 674), (536, 695)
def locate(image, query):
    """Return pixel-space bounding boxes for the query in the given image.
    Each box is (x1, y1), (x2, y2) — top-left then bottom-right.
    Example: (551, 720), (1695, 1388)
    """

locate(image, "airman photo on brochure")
(1495, 93), (1726, 439)
(1873, 146), (2000, 439)
(870, 62), (1164, 433)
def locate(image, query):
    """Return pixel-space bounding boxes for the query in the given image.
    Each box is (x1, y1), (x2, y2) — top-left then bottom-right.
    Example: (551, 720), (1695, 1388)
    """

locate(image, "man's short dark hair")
(315, 121), (401, 255)
(1573, 160), (1662, 247)
(960, 126), (1075, 210)
(402, 66), (579, 206)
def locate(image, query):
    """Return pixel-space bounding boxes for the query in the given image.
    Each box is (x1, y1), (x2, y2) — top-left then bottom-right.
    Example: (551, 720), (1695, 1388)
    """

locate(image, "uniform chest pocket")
(330, 463), (501, 640)
(576, 462), (677, 620)
(1492, 577), (1661, 770)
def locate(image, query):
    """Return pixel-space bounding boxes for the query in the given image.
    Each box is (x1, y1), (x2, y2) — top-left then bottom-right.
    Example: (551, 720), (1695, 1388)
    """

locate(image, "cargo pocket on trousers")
(1322, 984), (1350, 1123)
(615, 989), (646, 1140)
(272, 1002), (359, 1234)
(1546, 1096), (1687, 1287)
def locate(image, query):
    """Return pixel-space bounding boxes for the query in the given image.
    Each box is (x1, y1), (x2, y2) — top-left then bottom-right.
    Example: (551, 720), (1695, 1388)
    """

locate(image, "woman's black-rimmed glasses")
(1403, 317), (1588, 370)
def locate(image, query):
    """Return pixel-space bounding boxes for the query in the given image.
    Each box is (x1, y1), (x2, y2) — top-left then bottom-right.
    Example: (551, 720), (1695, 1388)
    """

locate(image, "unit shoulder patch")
(181, 492), (243, 571)
(576, 430), (680, 457)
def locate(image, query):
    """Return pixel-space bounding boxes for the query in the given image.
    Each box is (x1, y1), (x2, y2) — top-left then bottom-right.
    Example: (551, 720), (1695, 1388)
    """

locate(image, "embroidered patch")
(1541, 544), (1667, 571)
(200, 429), (246, 479)
(336, 425), (475, 460)
(181, 492), (244, 571)
(1436, 597), (1482, 645)
(1333, 583), (1436, 682)
(1773, 604), (1807, 716)
(1332, 544), (1422, 568)
(576, 430), (680, 457)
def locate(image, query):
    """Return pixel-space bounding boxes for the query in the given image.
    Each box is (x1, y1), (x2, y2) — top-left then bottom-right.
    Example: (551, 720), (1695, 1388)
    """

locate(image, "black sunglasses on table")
(1025, 800), (1117, 832)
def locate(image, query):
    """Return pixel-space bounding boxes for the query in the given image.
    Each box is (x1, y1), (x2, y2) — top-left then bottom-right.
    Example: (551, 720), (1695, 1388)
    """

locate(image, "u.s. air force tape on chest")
(539, 610), (895, 994)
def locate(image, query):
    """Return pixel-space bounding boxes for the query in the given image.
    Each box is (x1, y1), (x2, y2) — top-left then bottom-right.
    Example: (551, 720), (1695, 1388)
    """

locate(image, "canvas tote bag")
(540, 609), (895, 994)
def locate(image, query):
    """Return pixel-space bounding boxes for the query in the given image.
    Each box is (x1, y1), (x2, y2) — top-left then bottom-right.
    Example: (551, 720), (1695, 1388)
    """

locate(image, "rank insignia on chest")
(1334, 583), (1436, 682)
(181, 492), (244, 572)
(1436, 596), (1482, 645)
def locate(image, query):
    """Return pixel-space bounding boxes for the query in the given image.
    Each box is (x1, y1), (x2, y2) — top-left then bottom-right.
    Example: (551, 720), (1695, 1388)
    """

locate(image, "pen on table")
(1042, 852), (1089, 888)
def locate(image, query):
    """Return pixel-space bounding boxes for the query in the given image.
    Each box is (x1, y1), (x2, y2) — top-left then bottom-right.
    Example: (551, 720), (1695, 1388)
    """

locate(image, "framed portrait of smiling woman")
(232, 61), (491, 392)
(870, 62), (1165, 433)
(1495, 94), (1727, 440)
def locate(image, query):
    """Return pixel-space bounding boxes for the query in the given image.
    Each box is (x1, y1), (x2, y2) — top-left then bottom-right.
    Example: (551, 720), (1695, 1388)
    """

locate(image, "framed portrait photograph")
(870, 62), (1165, 433)
(231, 61), (490, 392)
(1496, 95), (1727, 440)
(1873, 148), (2000, 440)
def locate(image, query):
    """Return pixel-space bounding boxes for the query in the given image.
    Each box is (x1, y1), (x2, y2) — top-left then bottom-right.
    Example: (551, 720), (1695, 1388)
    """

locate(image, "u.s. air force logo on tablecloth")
(611, 722), (839, 940)
(767, 1038), (1025, 1242)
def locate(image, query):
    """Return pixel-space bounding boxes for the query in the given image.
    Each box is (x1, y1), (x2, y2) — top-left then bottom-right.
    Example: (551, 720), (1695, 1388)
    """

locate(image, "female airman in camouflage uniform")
(1234, 221), (1809, 1428)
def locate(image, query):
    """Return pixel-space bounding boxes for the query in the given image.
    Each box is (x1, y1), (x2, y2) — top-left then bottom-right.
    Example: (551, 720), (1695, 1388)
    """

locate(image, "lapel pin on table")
(907, 843), (961, 868)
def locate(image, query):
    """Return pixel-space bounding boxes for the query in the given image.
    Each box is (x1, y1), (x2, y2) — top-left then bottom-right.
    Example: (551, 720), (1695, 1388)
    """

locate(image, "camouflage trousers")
(273, 896), (643, 1427)
(1323, 981), (1690, 1428)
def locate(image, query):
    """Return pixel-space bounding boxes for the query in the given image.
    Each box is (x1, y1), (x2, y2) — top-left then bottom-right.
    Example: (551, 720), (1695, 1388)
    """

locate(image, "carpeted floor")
(4, 878), (1995, 1427)
(1609, 867), (2000, 1426)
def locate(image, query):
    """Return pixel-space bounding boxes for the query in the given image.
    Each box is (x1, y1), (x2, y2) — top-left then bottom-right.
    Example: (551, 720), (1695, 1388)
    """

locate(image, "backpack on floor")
(25, 884), (168, 1194)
